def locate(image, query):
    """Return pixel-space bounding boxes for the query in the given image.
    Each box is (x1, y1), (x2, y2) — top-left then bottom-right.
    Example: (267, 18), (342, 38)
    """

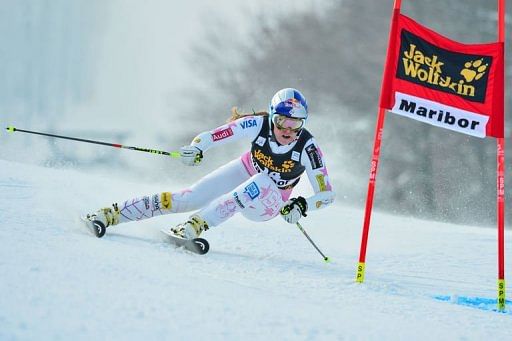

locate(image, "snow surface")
(0, 159), (511, 340)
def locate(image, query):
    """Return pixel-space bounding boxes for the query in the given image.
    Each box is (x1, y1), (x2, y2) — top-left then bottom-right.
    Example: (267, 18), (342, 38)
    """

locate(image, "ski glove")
(180, 146), (203, 166)
(280, 196), (308, 224)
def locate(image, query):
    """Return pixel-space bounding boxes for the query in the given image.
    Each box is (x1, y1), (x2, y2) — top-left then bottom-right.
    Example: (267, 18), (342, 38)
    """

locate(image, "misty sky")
(77, 0), (320, 136)
(0, 0), (320, 167)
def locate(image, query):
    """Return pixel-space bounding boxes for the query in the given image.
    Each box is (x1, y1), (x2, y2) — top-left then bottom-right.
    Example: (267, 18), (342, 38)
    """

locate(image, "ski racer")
(85, 88), (336, 239)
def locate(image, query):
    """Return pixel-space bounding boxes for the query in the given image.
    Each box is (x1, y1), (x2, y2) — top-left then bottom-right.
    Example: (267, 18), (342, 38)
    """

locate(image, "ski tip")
(192, 238), (210, 255)
(161, 230), (210, 255)
(81, 216), (106, 238)
(92, 220), (106, 238)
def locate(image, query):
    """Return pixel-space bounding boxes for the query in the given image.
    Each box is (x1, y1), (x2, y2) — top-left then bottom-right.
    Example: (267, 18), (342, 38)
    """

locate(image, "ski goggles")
(272, 114), (305, 132)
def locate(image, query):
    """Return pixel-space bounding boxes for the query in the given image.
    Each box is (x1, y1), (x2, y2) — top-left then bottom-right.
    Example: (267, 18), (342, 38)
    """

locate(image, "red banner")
(380, 10), (504, 138)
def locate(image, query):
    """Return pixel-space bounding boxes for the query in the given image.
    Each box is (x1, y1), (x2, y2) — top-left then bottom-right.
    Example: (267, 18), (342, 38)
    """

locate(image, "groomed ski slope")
(0, 159), (511, 340)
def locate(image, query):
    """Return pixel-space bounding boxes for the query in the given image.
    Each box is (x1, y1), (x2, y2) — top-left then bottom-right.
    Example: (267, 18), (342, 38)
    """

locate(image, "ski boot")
(84, 204), (120, 238)
(169, 214), (209, 240)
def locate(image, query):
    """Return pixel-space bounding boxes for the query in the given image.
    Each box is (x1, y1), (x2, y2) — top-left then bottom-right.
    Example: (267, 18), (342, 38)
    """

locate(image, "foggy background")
(1, 0), (510, 226)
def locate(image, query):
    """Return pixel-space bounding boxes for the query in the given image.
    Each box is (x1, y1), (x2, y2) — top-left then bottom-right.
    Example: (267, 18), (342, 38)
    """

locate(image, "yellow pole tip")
(6, 126), (15, 132)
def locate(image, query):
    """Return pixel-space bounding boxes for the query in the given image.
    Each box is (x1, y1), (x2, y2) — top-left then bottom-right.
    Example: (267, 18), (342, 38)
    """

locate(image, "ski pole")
(295, 221), (330, 263)
(5, 126), (181, 158)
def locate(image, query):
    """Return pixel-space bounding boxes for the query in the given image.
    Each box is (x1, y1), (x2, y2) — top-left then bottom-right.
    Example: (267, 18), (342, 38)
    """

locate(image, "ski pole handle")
(6, 126), (181, 158)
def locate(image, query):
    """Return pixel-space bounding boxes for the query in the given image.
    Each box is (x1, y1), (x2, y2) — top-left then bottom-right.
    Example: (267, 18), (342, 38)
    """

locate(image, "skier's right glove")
(280, 196), (308, 224)
(180, 145), (203, 166)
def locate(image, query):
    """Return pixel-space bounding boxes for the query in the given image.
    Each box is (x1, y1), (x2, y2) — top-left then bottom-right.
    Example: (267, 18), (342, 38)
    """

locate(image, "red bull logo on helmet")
(276, 98), (306, 116)
(285, 98), (301, 108)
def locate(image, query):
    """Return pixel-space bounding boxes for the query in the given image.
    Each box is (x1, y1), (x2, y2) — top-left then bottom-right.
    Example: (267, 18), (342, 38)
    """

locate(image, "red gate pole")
(356, 0), (402, 283)
(356, 108), (386, 283)
(496, 0), (506, 312)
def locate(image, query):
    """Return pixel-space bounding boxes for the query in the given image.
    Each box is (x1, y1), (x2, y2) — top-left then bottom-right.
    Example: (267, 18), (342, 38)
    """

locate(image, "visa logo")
(240, 119), (257, 129)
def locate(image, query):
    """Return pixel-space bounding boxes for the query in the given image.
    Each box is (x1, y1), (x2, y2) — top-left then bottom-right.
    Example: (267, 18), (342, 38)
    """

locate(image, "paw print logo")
(460, 59), (488, 83)
(281, 160), (295, 170)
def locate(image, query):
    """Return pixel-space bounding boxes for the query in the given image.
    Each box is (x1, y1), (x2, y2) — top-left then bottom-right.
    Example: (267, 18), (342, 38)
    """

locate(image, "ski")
(80, 216), (106, 238)
(161, 229), (210, 255)
(79, 215), (209, 254)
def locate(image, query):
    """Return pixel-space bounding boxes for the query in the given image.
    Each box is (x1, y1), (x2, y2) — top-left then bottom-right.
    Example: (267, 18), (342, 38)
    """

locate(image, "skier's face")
(273, 123), (299, 145)
(272, 114), (303, 145)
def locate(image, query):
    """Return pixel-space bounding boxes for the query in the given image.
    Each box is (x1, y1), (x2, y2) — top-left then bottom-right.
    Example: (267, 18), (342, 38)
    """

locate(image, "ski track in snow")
(0, 159), (511, 340)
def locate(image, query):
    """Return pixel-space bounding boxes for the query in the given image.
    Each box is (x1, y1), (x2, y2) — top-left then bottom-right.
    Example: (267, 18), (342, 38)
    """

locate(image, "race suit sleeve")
(300, 138), (336, 211)
(189, 116), (264, 152)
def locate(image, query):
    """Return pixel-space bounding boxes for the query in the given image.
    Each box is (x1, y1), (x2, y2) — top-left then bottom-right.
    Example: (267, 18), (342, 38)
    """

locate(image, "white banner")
(391, 92), (489, 138)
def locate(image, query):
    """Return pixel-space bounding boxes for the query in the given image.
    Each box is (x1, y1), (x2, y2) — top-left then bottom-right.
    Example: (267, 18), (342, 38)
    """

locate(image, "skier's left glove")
(180, 145), (203, 166)
(280, 196), (308, 224)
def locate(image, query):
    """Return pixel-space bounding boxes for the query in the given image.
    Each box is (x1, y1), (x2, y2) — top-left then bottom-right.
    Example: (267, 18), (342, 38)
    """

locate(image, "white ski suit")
(115, 115), (335, 228)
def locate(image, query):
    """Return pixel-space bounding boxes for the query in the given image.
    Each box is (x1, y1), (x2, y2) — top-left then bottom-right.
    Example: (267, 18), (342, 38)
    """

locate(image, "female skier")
(86, 88), (335, 239)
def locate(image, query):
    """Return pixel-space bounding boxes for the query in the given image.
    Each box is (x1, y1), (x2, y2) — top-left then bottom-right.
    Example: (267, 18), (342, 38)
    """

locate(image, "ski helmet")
(268, 88), (308, 133)
(269, 88), (308, 120)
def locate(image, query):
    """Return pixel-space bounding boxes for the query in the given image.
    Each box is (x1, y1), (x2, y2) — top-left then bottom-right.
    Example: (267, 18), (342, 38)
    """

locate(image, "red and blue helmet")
(269, 88), (308, 120)
(268, 88), (308, 133)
